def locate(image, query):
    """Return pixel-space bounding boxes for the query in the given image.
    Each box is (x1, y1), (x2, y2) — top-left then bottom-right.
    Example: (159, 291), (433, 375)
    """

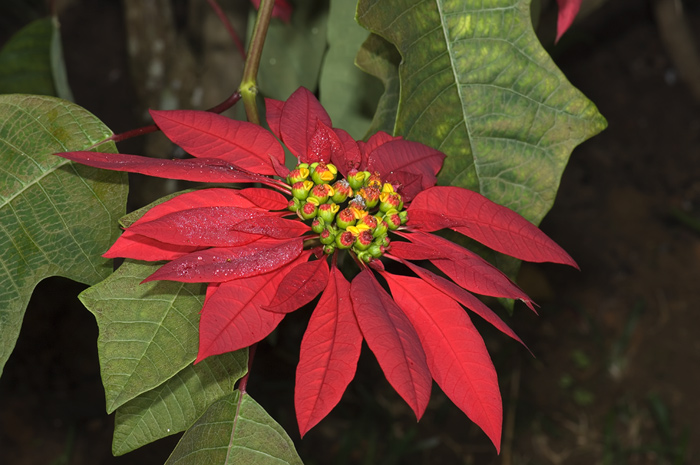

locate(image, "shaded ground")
(0, 0), (697, 463)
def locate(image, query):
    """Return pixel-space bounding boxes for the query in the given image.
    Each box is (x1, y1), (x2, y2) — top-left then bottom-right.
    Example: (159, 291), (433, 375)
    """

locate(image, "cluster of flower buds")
(287, 162), (408, 262)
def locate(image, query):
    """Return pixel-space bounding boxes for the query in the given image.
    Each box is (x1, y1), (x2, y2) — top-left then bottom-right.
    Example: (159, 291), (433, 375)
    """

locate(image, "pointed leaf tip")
(350, 269), (431, 419)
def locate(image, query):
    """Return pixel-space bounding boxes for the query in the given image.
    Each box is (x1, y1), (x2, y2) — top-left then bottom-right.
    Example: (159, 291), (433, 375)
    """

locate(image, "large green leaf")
(255, 0), (328, 100)
(0, 95), (127, 376)
(356, 0), (607, 224)
(319, 0), (383, 139)
(166, 391), (303, 465)
(355, 33), (401, 136)
(79, 260), (206, 413)
(0, 18), (55, 95)
(112, 349), (248, 456)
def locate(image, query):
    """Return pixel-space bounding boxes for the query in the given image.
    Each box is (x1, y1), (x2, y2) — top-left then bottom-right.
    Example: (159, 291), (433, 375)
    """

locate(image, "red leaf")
(195, 254), (311, 362)
(104, 232), (201, 261)
(295, 266), (362, 436)
(279, 87), (332, 161)
(555, 0), (582, 42)
(150, 109), (286, 176)
(228, 215), (310, 238)
(143, 238), (303, 283)
(350, 269), (431, 419)
(57, 151), (263, 184)
(264, 97), (284, 139)
(359, 131), (400, 160)
(408, 186), (578, 267)
(105, 188), (265, 259)
(128, 206), (267, 247)
(386, 239), (449, 260)
(238, 187), (289, 210)
(381, 273), (503, 452)
(264, 258), (330, 313)
(395, 258), (526, 348)
(330, 128), (361, 176)
(397, 231), (534, 306)
(307, 120), (343, 164)
(367, 139), (444, 201)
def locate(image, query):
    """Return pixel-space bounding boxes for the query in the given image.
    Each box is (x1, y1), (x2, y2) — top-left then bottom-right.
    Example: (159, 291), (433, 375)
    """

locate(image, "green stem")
(240, 0), (276, 125)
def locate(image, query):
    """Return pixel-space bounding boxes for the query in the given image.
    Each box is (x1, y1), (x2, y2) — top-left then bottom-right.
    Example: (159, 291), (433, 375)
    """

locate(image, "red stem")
(237, 343), (258, 394)
(205, 0), (247, 61)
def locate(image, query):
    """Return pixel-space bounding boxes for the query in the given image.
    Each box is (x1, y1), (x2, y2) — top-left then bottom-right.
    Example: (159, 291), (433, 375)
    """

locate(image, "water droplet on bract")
(197, 256), (203, 260)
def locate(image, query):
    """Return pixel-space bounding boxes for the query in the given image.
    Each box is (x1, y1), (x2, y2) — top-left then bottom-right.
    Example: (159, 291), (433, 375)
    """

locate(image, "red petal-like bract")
(367, 139), (444, 201)
(330, 128), (362, 176)
(195, 252), (313, 363)
(237, 187), (289, 210)
(143, 238), (303, 283)
(382, 273), (503, 452)
(279, 87), (333, 161)
(264, 97), (284, 139)
(295, 266), (362, 436)
(149, 109), (285, 176)
(408, 186), (578, 268)
(58, 151), (264, 184)
(395, 258), (526, 348)
(105, 188), (269, 261)
(264, 258), (330, 313)
(128, 206), (267, 247)
(555, 0), (582, 42)
(307, 120), (343, 164)
(395, 231), (534, 305)
(350, 269), (431, 419)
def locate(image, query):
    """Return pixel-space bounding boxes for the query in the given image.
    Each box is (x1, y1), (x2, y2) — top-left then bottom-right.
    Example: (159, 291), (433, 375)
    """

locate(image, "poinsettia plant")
(0, 0), (604, 462)
(59, 85), (577, 448)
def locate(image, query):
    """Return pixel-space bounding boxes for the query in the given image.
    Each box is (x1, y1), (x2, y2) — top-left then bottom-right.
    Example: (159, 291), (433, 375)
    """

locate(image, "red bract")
(55, 86), (577, 451)
(555, 0), (583, 42)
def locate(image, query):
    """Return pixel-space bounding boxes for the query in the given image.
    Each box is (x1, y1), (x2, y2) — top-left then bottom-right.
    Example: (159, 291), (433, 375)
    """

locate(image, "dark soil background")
(1, 0), (698, 464)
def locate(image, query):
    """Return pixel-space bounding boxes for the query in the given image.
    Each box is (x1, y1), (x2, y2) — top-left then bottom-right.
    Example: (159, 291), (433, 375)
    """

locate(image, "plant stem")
(238, 343), (258, 394)
(240, 0), (275, 125)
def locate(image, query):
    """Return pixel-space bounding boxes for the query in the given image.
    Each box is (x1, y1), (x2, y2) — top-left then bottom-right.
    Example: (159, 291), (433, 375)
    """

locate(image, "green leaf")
(319, 0), (383, 139)
(356, 0), (607, 224)
(255, 0), (328, 100)
(50, 16), (74, 102)
(79, 260), (206, 413)
(0, 95), (127, 376)
(112, 350), (248, 456)
(355, 33), (401, 137)
(166, 391), (303, 465)
(0, 18), (56, 95)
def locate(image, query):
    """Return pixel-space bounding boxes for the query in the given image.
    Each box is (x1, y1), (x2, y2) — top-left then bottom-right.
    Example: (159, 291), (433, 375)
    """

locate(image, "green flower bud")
(368, 243), (383, 258)
(373, 220), (389, 238)
(335, 229), (356, 249)
(311, 162), (338, 184)
(323, 244), (336, 255)
(287, 166), (310, 184)
(399, 210), (408, 225)
(336, 208), (356, 229)
(356, 250), (373, 263)
(379, 191), (403, 213)
(299, 198), (319, 220)
(354, 229), (374, 251)
(292, 180), (314, 200)
(358, 186), (380, 209)
(311, 217), (325, 234)
(308, 183), (334, 204)
(331, 179), (353, 203)
(318, 202), (339, 224)
(384, 210), (401, 230)
(319, 225), (337, 245)
(347, 169), (366, 190)
(287, 197), (301, 212)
